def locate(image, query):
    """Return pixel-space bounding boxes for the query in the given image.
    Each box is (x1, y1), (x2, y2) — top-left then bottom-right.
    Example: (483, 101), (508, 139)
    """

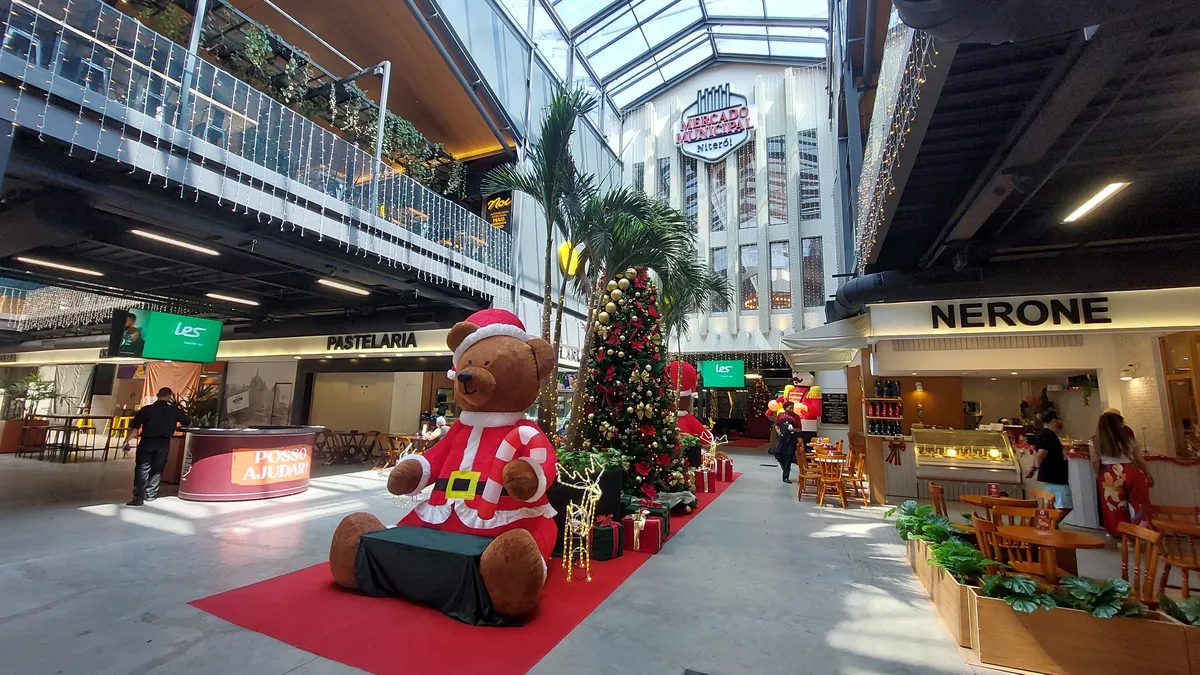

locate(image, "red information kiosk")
(178, 426), (321, 502)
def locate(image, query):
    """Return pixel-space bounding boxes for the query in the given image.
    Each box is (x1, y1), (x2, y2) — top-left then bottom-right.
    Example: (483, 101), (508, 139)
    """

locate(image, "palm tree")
(484, 88), (596, 434)
(660, 257), (733, 354)
(561, 190), (720, 448)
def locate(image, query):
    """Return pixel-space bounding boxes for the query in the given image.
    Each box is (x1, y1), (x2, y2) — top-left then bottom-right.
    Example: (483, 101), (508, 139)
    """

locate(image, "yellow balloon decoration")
(557, 242), (582, 276)
(767, 400), (781, 412)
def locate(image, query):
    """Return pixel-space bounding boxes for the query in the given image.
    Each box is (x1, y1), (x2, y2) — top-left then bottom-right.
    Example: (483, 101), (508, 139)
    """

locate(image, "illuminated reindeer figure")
(558, 456), (604, 583)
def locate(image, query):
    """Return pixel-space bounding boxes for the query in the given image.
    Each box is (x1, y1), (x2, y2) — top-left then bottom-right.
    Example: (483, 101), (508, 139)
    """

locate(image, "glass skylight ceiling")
(544, 0), (828, 108)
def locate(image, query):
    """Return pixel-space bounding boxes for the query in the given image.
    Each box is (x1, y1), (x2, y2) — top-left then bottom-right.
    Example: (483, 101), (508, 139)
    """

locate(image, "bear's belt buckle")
(445, 470), (480, 500)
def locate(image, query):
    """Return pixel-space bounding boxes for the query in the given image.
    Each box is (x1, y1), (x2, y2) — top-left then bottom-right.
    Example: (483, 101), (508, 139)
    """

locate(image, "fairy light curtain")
(0, 283), (182, 332)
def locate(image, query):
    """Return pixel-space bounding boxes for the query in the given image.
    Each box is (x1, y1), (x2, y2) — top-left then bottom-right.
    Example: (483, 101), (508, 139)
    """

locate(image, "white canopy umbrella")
(780, 313), (872, 371)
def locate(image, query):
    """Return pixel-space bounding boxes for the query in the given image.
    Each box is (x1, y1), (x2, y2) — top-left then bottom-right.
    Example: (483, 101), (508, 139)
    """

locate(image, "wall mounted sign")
(485, 191), (512, 233)
(326, 332), (419, 351)
(868, 287), (1200, 338)
(821, 392), (849, 425)
(675, 83), (755, 163)
(699, 359), (745, 387)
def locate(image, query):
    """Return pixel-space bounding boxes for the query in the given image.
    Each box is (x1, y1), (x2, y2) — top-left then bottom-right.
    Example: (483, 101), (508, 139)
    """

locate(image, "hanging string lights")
(853, 25), (940, 273)
(0, 284), (183, 332)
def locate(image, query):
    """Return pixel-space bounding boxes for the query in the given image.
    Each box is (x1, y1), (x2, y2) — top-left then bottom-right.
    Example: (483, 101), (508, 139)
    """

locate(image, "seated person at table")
(423, 415), (450, 442)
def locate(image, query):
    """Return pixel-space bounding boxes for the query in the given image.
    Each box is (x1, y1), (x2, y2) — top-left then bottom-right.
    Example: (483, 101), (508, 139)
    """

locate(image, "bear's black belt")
(433, 476), (508, 497)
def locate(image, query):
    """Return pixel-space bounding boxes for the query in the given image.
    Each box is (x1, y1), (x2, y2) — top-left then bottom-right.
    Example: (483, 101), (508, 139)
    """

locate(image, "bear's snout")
(455, 365), (496, 405)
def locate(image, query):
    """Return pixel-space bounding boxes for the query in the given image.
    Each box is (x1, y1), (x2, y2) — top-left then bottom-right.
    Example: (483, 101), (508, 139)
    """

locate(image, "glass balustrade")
(0, 0), (511, 275)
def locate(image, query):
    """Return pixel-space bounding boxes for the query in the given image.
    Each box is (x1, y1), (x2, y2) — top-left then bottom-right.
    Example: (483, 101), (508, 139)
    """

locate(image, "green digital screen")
(109, 309), (223, 363)
(699, 360), (744, 388)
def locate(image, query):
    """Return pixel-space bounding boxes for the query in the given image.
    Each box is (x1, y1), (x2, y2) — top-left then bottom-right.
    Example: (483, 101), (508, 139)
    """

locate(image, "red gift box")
(716, 458), (733, 482)
(621, 514), (664, 553)
(694, 469), (716, 493)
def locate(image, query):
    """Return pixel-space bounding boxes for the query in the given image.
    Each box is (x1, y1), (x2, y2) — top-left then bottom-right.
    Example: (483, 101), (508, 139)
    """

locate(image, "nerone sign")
(675, 83), (754, 163)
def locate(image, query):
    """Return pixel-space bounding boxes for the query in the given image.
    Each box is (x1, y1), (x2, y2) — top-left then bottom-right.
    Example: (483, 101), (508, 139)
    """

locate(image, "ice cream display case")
(912, 428), (1023, 488)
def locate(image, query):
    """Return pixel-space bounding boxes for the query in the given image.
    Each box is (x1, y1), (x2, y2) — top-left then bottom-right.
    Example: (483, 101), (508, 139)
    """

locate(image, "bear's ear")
(527, 337), (555, 383)
(447, 321), (479, 352)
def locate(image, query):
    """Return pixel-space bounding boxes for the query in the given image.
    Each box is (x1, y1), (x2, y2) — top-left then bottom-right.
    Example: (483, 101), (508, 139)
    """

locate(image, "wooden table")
(997, 525), (1105, 584)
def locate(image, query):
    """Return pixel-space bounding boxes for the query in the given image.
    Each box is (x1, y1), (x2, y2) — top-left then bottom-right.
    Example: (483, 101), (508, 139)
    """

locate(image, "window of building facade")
(710, 246), (727, 312)
(632, 161), (645, 194)
(739, 243), (758, 310)
(708, 161), (727, 233)
(801, 236), (825, 307)
(769, 241), (791, 310)
(798, 128), (820, 220)
(1160, 332), (1200, 457)
(737, 143), (756, 229)
(767, 135), (787, 226)
(657, 156), (670, 203)
(681, 152), (698, 231)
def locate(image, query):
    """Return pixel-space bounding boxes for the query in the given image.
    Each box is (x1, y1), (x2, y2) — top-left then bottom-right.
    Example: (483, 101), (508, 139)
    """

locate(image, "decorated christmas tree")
(577, 267), (691, 501)
(747, 377), (769, 420)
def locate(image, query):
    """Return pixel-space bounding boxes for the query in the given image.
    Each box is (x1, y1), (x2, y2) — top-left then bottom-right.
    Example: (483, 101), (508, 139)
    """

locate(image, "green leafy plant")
(1, 373), (70, 419)
(1159, 593), (1200, 626)
(883, 500), (955, 543)
(556, 447), (627, 476)
(174, 384), (220, 429)
(981, 574), (1057, 613)
(1052, 577), (1145, 618)
(927, 539), (1004, 584)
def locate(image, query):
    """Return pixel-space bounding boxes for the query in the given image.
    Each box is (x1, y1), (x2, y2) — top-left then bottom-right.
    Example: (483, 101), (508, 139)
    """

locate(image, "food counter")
(178, 426), (322, 502)
(913, 428), (1024, 493)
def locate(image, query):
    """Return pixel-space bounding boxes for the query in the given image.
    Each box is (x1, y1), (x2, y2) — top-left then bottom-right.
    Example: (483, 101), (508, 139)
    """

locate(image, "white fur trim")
(405, 455), (432, 493)
(518, 457), (548, 502)
(677, 410), (690, 417)
(446, 369), (456, 379)
(678, 388), (695, 396)
(459, 425), (483, 471)
(412, 500), (556, 529)
(453, 324), (531, 366)
(458, 411), (527, 428)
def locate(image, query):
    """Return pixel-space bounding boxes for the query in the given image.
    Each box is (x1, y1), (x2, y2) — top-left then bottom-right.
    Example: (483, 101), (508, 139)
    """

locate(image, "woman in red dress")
(1090, 411), (1154, 537)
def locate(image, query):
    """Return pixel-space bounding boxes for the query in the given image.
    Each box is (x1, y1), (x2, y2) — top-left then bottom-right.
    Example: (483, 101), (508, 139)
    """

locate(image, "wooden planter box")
(928, 568), (973, 649)
(905, 537), (934, 591)
(1188, 623), (1200, 675)
(0, 419), (24, 453)
(970, 586), (1189, 674)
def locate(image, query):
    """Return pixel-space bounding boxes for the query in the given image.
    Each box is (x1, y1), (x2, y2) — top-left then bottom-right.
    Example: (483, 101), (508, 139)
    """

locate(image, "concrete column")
(754, 75), (770, 339)
(726, 151), (739, 338)
(784, 70), (804, 330)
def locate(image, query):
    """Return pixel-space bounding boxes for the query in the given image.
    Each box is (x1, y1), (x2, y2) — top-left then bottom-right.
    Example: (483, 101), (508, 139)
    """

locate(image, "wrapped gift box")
(621, 514), (664, 554)
(625, 498), (670, 538)
(716, 457), (733, 482)
(591, 522), (623, 561)
(694, 469), (716, 493)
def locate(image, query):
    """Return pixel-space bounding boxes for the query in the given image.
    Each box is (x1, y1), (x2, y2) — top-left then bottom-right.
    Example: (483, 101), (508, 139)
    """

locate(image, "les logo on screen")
(231, 446), (312, 486)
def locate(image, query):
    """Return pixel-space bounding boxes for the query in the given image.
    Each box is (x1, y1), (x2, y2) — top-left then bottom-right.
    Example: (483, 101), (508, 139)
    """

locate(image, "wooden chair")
(795, 443), (821, 502)
(1147, 505), (1200, 524)
(814, 453), (848, 508)
(990, 506), (1069, 580)
(843, 452), (870, 507)
(980, 497), (1037, 522)
(1119, 522), (1162, 608)
(971, 515), (1008, 575)
(930, 483), (948, 517)
(1030, 488), (1056, 505)
(1156, 520), (1200, 599)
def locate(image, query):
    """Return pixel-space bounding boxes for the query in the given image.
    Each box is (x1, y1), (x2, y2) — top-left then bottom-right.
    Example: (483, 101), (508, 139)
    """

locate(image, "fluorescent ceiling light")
(130, 229), (220, 256)
(357, 353), (368, 358)
(16, 256), (104, 277)
(294, 356), (303, 360)
(206, 292), (259, 306)
(318, 278), (370, 296)
(744, 373), (762, 380)
(1062, 182), (1130, 223)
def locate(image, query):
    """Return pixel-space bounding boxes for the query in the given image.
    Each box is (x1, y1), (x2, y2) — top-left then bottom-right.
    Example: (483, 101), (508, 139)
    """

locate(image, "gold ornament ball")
(607, 280), (618, 291)
(594, 321), (602, 329)
(686, 505), (693, 513)
(610, 289), (623, 301)
(627, 406), (635, 414)
(617, 351), (625, 358)
(605, 302), (617, 313)
(618, 278), (631, 290)
(598, 311), (610, 324)
(625, 268), (636, 276)
(607, 348), (614, 355)
(619, 299), (627, 306)
(651, 441), (658, 448)
(630, 315), (637, 322)
(588, 413), (594, 420)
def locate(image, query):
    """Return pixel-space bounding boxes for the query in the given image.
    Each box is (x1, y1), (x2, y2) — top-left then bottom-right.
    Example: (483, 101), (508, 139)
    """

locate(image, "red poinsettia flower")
(641, 483), (657, 499)
(631, 337), (646, 350)
(647, 304), (660, 319)
(639, 424), (656, 437)
(605, 365), (616, 380)
(634, 274), (647, 289)
(634, 462), (650, 477)
(607, 331), (622, 346)
(655, 453), (671, 466)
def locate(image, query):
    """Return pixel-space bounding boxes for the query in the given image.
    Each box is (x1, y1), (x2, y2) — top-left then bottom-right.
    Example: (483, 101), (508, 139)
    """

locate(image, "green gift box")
(624, 498), (670, 539)
(591, 522), (623, 561)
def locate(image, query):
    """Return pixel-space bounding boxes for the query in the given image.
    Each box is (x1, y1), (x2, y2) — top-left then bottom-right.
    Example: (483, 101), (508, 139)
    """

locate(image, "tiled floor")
(0, 449), (1002, 674)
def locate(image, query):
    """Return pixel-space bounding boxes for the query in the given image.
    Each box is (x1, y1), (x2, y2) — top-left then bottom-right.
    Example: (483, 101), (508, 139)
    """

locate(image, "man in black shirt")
(1026, 410), (1072, 521)
(125, 387), (190, 506)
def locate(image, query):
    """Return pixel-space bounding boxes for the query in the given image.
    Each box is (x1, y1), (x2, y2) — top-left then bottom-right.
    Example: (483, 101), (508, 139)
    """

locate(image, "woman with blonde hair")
(1090, 411), (1153, 536)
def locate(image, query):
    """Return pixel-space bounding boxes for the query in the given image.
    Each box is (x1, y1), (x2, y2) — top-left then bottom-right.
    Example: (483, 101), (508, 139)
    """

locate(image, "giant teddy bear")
(328, 309), (558, 619)
(665, 361), (714, 455)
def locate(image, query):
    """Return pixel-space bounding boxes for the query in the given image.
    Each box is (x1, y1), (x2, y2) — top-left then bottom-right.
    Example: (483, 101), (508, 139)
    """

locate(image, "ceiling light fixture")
(358, 353), (368, 358)
(130, 229), (220, 256)
(744, 373), (762, 380)
(206, 292), (259, 306)
(294, 356), (303, 360)
(317, 278), (370, 296)
(15, 256), (104, 277)
(1010, 372), (1019, 376)
(1062, 182), (1130, 223)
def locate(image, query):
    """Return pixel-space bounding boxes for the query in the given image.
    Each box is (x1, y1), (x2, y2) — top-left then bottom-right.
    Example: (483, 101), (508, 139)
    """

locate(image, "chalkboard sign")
(822, 392), (849, 425)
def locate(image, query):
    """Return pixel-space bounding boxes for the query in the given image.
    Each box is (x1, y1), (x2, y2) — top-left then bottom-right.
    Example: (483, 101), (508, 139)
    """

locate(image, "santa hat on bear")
(664, 361), (699, 398)
(447, 308), (534, 380)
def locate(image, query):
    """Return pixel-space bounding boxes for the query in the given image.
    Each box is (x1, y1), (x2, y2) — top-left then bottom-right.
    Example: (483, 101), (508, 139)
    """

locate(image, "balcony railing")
(0, 0), (512, 276)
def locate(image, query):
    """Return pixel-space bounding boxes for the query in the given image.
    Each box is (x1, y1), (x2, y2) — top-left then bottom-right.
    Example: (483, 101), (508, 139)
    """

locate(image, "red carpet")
(724, 437), (768, 448)
(191, 473), (742, 675)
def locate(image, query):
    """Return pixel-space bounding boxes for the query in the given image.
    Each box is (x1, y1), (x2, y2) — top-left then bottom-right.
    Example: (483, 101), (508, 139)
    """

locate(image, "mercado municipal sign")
(675, 83), (755, 163)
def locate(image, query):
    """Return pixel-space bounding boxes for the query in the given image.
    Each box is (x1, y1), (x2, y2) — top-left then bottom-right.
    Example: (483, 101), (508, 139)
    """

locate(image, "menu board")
(485, 191), (512, 233)
(822, 392), (849, 425)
